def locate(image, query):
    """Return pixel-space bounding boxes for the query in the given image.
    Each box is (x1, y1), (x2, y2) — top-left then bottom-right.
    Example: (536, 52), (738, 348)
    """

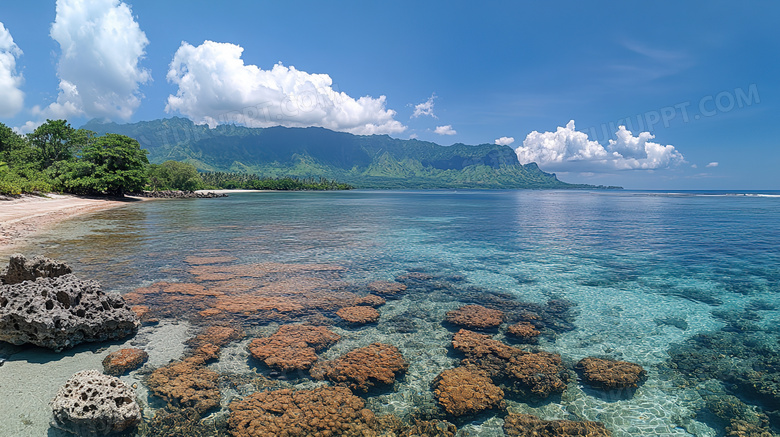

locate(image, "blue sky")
(0, 1), (777, 189)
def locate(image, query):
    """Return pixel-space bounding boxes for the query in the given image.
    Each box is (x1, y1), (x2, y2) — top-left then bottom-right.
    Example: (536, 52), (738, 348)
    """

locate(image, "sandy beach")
(0, 194), (138, 252)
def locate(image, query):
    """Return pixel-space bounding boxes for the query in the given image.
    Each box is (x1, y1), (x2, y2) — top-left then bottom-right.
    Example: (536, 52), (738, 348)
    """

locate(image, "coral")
(505, 352), (568, 398)
(506, 322), (540, 343)
(131, 305), (159, 324)
(445, 304), (504, 330)
(337, 306), (380, 325)
(433, 366), (504, 416)
(0, 254), (72, 285)
(187, 325), (243, 349)
(310, 343), (409, 392)
(452, 329), (522, 362)
(139, 406), (230, 437)
(368, 280), (407, 298)
(248, 324), (340, 372)
(50, 369), (141, 436)
(227, 386), (379, 437)
(354, 294), (386, 307)
(103, 348), (148, 376)
(399, 419), (457, 437)
(0, 274), (139, 351)
(147, 357), (221, 414)
(575, 357), (646, 390)
(503, 413), (611, 436)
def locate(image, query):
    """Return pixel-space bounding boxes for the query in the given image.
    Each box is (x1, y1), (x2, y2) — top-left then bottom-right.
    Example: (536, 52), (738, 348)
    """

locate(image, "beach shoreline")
(0, 193), (140, 253)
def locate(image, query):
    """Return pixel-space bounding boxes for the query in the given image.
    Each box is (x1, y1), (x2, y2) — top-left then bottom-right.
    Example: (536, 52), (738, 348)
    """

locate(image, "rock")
(433, 366), (504, 416)
(248, 324), (341, 372)
(0, 274), (139, 351)
(337, 306), (380, 325)
(575, 357), (647, 391)
(228, 386), (378, 436)
(506, 322), (541, 343)
(50, 369), (141, 436)
(446, 304), (504, 330)
(102, 348), (148, 375)
(311, 343), (409, 392)
(368, 280), (407, 298)
(1, 254), (72, 285)
(132, 190), (228, 199)
(503, 413), (611, 436)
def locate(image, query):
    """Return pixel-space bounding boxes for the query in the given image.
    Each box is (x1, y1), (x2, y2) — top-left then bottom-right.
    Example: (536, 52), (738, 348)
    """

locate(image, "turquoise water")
(2, 190), (780, 436)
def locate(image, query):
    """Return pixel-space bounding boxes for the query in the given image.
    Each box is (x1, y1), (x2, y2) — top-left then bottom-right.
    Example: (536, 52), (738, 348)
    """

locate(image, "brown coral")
(187, 325), (243, 349)
(227, 386), (378, 437)
(354, 294), (386, 307)
(505, 352), (568, 398)
(310, 343), (409, 392)
(503, 413), (611, 436)
(146, 357), (221, 414)
(367, 280), (407, 298)
(102, 348), (148, 375)
(445, 304), (504, 330)
(337, 306), (380, 325)
(575, 357), (646, 391)
(452, 329), (522, 361)
(248, 325), (341, 372)
(506, 322), (541, 343)
(433, 366), (504, 416)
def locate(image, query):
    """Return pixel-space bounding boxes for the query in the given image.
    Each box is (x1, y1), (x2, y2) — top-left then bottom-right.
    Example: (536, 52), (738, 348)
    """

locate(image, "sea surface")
(1, 189), (779, 436)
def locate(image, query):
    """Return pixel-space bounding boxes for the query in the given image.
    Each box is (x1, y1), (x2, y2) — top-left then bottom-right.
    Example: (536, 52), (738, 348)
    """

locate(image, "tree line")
(0, 119), (351, 196)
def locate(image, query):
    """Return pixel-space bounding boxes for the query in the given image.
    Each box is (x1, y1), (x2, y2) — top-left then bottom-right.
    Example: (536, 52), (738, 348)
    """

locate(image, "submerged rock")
(0, 254), (72, 285)
(50, 369), (141, 436)
(102, 348), (148, 376)
(503, 413), (611, 436)
(0, 274), (139, 351)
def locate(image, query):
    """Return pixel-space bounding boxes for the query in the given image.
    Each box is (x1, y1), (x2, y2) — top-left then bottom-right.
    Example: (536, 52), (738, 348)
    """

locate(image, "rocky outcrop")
(310, 343), (408, 392)
(575, 357), (646, 391)
(433, 366), (504, 416)
(50, 369), (141, 436)
(0, 254), (72, 285)
(102, 348), (148, 376)
(132, 190), (228, 198)
(0, 274), (139, 351)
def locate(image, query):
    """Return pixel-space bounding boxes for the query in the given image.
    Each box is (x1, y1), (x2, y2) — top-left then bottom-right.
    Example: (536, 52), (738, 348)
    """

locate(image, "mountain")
(82, 117), (612, 189)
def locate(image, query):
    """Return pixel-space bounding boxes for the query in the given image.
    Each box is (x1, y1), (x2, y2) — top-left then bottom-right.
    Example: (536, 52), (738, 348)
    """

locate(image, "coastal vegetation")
(0, 120), (352, 196)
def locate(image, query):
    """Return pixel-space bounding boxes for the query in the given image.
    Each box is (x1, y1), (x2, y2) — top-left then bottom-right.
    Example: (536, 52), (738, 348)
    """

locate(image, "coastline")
(0, 193), (140, 253)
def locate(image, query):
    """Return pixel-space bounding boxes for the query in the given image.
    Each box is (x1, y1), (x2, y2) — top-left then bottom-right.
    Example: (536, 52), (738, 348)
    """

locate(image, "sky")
(0, 1), (778, 190)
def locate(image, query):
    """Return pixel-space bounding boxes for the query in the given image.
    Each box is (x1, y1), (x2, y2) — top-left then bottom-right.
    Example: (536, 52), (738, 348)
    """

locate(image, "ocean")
(1, 190), (779, 436)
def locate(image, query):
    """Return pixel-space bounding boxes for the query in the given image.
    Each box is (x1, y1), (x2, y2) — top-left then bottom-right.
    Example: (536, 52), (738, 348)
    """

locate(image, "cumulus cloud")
(165, 40), (405, 135)
(706, 162), (719, 168)
(515, 120), (684, 171)
(0, 22), (24, 117)
(434, 125), (457, 136)
(495, 136), (515, 146)
(411, 94), (436, 118)
(38, 0), (150, 120)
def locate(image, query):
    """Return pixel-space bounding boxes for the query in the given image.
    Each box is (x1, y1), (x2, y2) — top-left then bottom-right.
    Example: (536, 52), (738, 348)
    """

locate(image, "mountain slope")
(82, 117), (606, 189)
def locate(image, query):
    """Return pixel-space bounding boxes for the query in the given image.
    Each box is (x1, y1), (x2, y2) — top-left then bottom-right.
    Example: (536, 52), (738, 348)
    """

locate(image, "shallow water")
(1, 190), (779, 436)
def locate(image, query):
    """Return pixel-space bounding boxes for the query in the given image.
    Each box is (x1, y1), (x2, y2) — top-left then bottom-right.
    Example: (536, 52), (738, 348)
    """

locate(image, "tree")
(27, 120), (78, 168)
(54, 134), (149, 196)
(146, 160), (202, 191)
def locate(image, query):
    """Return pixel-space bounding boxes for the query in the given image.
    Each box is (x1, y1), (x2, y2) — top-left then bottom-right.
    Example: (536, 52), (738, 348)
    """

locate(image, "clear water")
(2, 190), (779, 436)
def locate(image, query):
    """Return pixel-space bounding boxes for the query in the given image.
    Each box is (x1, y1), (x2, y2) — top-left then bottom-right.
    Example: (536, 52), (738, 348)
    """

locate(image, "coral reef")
(432, 366), (504, 416)
(227, 386), (378, 437)
(0, 254), (72, 285)
(506, 322), (541, 343)
(575, 357), (646, 391)
(398, 419), (457, 437)
(445, 304), (504, 330)
(138, 406), (230, 437)
(368, 280), (407, 298)
(503, 413), (611, 436)
(310, 343), (409, 392)
(0, 274), (138, 351)
(337, 306), (380, 325)
(50, 369), (141, 436)
(248, 324), (340, 372)
(147, 357), (221, 414)
(187, 325), (243, 350)
(103, 348), (148, 376)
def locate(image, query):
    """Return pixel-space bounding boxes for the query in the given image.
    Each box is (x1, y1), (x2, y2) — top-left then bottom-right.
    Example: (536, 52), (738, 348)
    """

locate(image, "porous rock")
(575, 357), (646, 391)
(0, 274), (139, 351)
(1, 254), (72, 285)
(50, 369), (141, 436)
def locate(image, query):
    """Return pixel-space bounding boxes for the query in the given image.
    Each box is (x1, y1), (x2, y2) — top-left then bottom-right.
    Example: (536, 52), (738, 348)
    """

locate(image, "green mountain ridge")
(82, 117), (616, 189)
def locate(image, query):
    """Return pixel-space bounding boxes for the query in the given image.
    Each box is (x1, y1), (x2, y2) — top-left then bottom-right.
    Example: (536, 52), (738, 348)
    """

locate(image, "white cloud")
(0, 22), (24, 117)
(411, 94), (436, 118)
(13, 120), (42, 135)
(706, 162), (719, 168)
(434, 125), (457, 136)
(409, 133), (418, 139)
(165, 40), (406, 135)
(38, 0), (150, 120)
(495, 136), (515, 146)
(516, 120), (684, 171)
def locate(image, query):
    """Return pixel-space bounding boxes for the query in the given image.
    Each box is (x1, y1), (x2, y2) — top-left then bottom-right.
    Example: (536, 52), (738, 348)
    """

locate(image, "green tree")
(146, 160), (202, 191)
(27, 120), (78, 168)
(54, 134), (149, 196)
